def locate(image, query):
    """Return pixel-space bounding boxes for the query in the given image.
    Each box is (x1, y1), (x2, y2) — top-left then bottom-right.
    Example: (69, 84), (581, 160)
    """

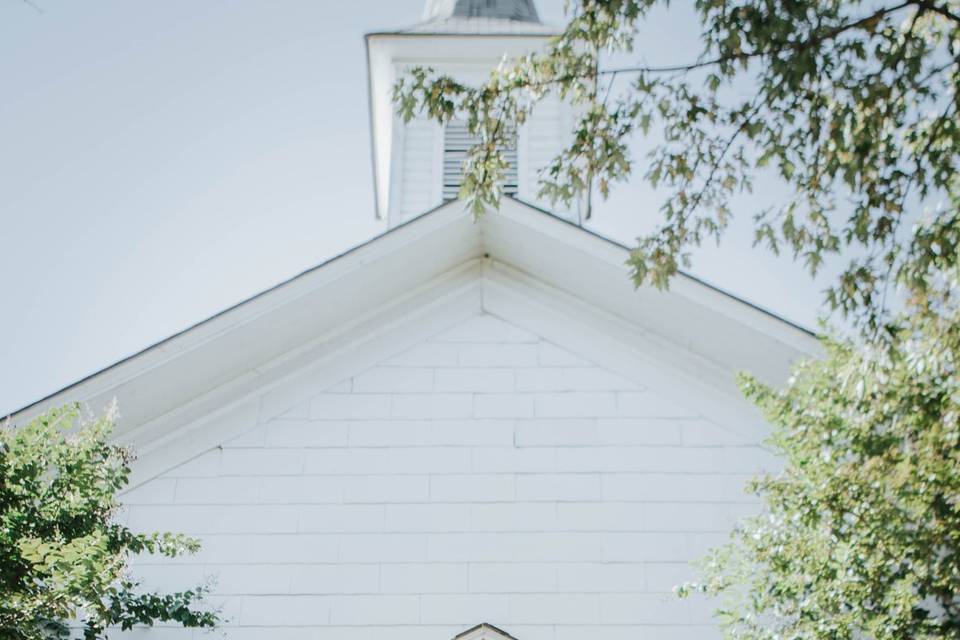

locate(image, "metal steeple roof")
(406, 0), (556, 34)
(423, 0), (541, 23)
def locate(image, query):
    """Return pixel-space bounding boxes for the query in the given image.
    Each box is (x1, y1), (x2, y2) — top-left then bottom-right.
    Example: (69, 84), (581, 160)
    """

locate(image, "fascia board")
(8, 193), (825, 474)
(481, 199), (820, 386)
(127, 265), (483, 488)
(8, 201), (478, 430)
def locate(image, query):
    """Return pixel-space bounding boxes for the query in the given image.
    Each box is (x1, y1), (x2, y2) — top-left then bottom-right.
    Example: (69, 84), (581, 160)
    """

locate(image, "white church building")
(13, 1), (818, 638)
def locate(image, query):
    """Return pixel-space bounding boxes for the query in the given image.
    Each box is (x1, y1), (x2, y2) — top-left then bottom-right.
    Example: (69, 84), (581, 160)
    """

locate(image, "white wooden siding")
(123, 312), (774, 640)
(519, 94), (577, 220)
(397, 116), (440, 223)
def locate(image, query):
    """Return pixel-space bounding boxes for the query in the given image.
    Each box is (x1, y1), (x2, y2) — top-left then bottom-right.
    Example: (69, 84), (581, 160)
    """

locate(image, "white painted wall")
(122, 312), (776, 640)
(518, 92), (579, 221)
(396, 115), (441, 223)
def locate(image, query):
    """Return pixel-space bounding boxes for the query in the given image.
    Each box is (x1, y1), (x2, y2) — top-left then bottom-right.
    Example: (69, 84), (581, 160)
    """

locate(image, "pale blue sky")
(0, 0), (834, 416)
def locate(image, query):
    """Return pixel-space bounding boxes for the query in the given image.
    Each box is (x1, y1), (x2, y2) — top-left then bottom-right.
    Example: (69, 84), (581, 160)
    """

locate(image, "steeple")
(365, 0), (583, 226)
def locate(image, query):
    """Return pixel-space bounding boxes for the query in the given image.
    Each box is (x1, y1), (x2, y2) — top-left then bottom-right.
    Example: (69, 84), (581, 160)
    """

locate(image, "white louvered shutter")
(443, 121), (518, 201)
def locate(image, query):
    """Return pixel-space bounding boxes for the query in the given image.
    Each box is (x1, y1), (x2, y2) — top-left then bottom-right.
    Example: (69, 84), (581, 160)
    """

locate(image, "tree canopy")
(0, 404), (218, 640)
(680, 267), (960, 640)
(394, 0), (960, 332)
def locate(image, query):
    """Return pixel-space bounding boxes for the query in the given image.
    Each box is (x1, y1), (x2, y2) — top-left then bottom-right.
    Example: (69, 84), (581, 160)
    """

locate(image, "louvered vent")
(443, 121), (518, 201)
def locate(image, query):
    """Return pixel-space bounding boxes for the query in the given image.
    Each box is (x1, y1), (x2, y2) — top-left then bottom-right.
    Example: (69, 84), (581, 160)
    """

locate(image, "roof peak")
(422, 0), (541, 23)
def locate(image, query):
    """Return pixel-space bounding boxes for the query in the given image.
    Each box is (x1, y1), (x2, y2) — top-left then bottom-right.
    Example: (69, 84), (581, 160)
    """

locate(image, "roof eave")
(7, 199), (820, 435)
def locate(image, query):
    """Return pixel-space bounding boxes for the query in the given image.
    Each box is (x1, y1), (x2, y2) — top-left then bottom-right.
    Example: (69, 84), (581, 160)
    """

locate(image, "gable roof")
(7, 198), (818, 484)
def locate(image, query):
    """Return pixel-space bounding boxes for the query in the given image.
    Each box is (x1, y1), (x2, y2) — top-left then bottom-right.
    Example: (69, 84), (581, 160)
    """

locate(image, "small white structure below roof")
(454, 622), (519, 640)
(366, 0), (565, 223)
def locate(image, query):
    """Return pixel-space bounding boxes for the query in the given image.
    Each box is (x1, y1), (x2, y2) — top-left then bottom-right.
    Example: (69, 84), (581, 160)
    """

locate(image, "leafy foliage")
(680, 271), (960, 640)
(394, 0), (960, 331)
(0, 404), (218, 639)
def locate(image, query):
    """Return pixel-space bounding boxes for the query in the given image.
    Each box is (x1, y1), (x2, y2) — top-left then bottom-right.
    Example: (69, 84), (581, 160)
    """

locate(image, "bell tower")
(365, 0), (582, 227)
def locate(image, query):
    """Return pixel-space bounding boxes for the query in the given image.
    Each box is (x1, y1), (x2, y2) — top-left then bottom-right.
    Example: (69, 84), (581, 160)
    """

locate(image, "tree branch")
(915, 1), (960, 25)
(597, 1), (918, 76)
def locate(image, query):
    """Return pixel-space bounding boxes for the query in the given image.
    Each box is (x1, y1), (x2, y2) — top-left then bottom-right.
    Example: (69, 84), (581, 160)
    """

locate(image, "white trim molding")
(9, 198), (820, 487)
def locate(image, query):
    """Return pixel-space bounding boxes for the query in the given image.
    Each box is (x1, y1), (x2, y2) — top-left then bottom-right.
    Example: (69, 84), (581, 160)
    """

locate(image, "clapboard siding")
(124, 313), (775, 639)
(398, 116), (439, 222)
(520, 94), (577, 220)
